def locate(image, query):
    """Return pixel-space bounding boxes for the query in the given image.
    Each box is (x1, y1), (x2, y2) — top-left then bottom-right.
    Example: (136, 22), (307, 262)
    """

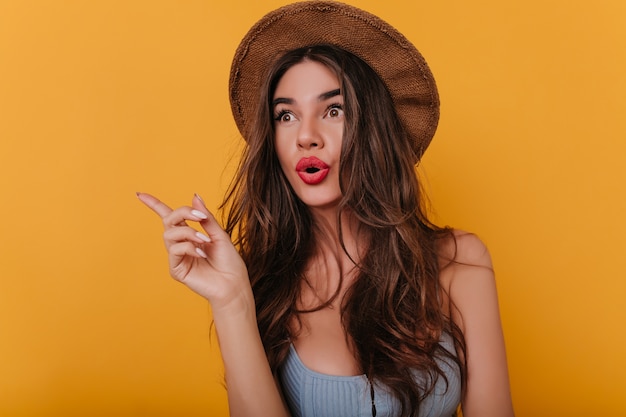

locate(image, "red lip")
(296, 156), (330, 185)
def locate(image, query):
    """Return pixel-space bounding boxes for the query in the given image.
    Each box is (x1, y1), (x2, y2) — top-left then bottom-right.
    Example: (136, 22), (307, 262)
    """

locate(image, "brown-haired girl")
(138, 2), (514, 416)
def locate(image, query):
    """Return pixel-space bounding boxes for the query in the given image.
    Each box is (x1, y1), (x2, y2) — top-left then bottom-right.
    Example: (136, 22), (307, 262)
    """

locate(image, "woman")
(137, 2), (514, 416)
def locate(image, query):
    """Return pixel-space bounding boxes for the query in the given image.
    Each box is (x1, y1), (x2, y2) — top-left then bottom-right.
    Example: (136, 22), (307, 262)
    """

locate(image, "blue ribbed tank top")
(279, 333), (461, 417)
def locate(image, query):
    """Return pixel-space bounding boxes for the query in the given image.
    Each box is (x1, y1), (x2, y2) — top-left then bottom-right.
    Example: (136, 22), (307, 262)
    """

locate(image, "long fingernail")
(195, 247), (208, 258)
(196, 231), (211, 243)
(191, 209), (208, 220)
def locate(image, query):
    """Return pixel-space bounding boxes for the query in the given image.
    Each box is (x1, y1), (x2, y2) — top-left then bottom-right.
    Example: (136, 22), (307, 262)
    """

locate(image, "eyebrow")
(318, 88), (341, 101)
(272, 88), (342, 107)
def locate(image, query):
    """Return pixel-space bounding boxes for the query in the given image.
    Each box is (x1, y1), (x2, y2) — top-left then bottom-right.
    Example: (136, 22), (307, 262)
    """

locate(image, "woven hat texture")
(229, 1), (439, 159)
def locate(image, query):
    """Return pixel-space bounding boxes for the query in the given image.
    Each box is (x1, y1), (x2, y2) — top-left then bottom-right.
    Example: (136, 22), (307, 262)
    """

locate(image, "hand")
(137, 192), (253, 314)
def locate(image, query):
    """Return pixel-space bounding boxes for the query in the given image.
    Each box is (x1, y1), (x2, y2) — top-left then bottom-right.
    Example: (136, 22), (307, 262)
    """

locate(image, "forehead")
(273, 60), (340, 99)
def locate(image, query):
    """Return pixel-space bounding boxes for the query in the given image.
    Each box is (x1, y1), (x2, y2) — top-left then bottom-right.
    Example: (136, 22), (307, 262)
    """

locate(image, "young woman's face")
(272, 60), (344, 211)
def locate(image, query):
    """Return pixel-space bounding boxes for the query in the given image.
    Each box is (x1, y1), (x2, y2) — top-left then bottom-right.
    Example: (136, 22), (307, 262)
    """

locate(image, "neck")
(309, 206), (360, 256)
(300, 207), (366, 305)
(308, 205), (339, 234)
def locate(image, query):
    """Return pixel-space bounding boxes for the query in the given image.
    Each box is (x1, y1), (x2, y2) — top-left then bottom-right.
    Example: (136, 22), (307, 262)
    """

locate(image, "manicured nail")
(195, 247), (208, 258)
(191, 209), (208, 220)
(195, 231), (211, 243)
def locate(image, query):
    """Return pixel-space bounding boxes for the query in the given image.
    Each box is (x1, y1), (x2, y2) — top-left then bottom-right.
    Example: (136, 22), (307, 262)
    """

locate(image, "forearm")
(137, 193), (287, 415)
(213, 300), (290, 417)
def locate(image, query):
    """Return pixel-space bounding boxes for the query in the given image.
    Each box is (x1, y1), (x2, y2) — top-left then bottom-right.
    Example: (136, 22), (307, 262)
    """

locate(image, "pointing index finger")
(136, 192), (173, 218)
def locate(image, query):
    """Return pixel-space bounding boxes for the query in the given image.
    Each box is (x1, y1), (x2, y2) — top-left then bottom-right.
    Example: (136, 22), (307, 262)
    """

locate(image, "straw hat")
(229, 1), (439, 159)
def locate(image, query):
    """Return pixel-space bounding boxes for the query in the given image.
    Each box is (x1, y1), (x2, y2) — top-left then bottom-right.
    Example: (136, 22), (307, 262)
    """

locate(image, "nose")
(296, 117), (323, 150)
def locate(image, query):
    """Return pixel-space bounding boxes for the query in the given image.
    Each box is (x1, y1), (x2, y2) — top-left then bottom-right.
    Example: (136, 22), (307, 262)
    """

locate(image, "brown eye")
(326, 105), (344, 118)
(274, 110), (294, 123)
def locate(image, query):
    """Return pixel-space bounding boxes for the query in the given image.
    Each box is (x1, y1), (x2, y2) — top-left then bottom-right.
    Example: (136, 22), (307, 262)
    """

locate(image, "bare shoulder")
(438, 230), (515, 416)
(437, 229), (498, 332)
(438, 229), (493, 270)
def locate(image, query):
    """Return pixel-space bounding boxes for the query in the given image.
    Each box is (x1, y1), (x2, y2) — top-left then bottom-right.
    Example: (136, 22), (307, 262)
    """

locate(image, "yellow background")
(1, 0), (624, 416)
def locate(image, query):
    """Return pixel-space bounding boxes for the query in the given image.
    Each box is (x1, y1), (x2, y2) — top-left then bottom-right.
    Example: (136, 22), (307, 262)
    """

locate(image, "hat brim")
(229, 1), (439, 160)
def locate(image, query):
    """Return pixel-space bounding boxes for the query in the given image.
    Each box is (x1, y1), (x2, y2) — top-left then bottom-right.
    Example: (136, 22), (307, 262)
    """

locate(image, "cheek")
(325, 124), (344, 149)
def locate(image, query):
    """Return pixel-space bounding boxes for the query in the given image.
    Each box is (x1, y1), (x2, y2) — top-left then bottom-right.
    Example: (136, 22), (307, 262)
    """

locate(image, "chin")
(297, 193), (342, 211)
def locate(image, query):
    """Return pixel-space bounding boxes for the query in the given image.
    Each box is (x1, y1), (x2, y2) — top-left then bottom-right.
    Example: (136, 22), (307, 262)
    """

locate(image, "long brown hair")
(222, 44), (465, 416)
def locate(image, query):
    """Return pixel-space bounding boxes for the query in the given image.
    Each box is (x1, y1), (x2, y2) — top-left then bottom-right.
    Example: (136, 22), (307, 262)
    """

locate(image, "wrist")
(210, 286), (256, 324)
